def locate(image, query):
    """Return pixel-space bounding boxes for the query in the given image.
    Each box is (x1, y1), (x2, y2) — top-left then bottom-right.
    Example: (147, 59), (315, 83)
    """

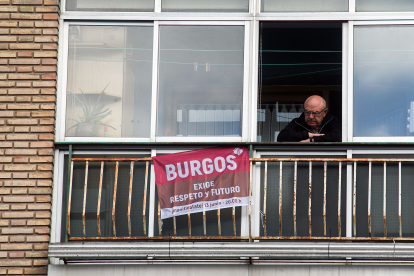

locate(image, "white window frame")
(351, 20), (414, 142)
(56, 21), (251, 143)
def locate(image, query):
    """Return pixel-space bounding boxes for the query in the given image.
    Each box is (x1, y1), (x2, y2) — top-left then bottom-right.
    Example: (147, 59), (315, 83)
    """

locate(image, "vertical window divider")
(151, 22), (160, 141)
(342, 22), (349, 142)
(243, 21), (251, 141)
(347, 21), (354, 142)
(154, 0), (161, 12)
(349, 0), (356, 12)
(249, 19), (260, 142)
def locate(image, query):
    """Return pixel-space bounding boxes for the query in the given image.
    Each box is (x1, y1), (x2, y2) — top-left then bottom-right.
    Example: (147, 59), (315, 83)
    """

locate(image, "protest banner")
(153, 147), (250, 219)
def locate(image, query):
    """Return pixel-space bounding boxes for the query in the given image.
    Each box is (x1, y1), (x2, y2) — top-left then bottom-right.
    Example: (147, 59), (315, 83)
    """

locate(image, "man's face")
(304, 98), (327, 130)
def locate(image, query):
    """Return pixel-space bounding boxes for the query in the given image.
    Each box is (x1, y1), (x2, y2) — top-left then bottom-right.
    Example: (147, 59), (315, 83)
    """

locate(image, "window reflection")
(354, 26), (414, 137)
(65, 25), (153, 138)
(356, 0), (414, 12)
(262, 0), (348, 12)
(66, 0), (154, 11)
(157, 25), (244, 137)
(162, 0), (248, 12)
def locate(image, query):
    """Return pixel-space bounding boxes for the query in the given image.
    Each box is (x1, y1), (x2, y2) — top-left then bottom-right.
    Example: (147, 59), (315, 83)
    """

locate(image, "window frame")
(351, 20), (414, 142)
(56, 21), (250, 143)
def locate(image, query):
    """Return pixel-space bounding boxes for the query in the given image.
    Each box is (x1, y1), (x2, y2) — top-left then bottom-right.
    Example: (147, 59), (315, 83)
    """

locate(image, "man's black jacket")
(277, 112), (342, 142)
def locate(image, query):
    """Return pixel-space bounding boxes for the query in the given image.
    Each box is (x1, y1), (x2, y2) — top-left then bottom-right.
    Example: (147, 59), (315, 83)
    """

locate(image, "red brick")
(12, 172), (28, 178)
(38, 148), (53, 155)
(42, 43), (57, 50)
(33, 95), (54, 102)
(30, 141), (53, 147)
(18, 36), (35, 43)
(24, 267), (47, 274)
(13, 141), (29, 147)
(9, 251), (24, 258)
(32, 80), (55, 87)
(8, 88), (39, 94)
(4, 164), (36, 170)
(41, 59), (56, 65)
(0, 81), (15, 87)
(0, 96), (14, 102)
(0, 36), (17, 42)
(17, 66), (33, 72)
(15, 111), (30, 117)
(5, 149), (37, 155)
(31, 126), (54, 132)
(35, 36), (57, 43)
(9, 58), (40, 65)
(42, 29), (58, 35)
(40, 103), (55, 109)
(17, 50), (33, 57)
(6, 133), (38, 141)
(33, 66), (56, 72)
(15, 81), (31, 87)
(13, 157), (28, 162)
(36, 6), (59, 12)
(38, 134), (53, 140)
(0, 7), (17, 12)
(9, 43), (41, 50)
(12, 29), (41, 35)
(41, 73), (56, 80)
(11, 13), (42, 20)
(8, 73), (40, 80)
(29, 171), (52, 178)
(32, 111), (54, 118)
(0, 111), (14, 117)
(44, 0), (58, 4)
(16, 96), (31, 102)
(0, 22), (18, 28)
(4, 180), (36, 187)
(12, 0), (42, 4)
(0, 66), (15, 72)
(7, 103), (40, 109)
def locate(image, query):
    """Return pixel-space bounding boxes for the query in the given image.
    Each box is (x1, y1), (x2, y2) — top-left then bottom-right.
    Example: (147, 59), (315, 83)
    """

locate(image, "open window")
(257, 22), (342, 142)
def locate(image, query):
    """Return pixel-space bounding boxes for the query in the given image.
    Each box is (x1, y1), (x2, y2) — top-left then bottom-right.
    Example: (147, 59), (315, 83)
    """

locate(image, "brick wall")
(0, 0), (59, 275)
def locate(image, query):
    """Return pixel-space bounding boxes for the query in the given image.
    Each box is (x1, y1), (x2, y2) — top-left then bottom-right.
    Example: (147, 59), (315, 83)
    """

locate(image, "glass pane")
(262, 0), (348, 12)
(157, 25), (244, 137)
(354, 26), (414, 137)
(357, 0), (414, 12)
(65, 25), (153, 138)
(66, 0), (153, 12)
(162, 0), (248, 12)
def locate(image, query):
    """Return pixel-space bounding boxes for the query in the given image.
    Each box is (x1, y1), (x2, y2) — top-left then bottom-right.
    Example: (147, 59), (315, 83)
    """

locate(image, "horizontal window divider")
(60, 12), (255, 21)
(61, 12), (414, 22)
(54, 141), (414, 152)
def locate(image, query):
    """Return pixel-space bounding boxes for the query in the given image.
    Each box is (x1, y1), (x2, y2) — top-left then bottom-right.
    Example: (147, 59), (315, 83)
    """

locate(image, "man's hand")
(300, 133), (325, 142)
(308, 133), (325, 138)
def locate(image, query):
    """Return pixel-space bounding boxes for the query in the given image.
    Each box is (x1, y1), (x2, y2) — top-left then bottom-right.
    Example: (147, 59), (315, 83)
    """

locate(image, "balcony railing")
(65, 157), (414, 241)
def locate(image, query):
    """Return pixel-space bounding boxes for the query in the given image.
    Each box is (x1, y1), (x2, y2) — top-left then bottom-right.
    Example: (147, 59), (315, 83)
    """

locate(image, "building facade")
(5, 0), (414, 275)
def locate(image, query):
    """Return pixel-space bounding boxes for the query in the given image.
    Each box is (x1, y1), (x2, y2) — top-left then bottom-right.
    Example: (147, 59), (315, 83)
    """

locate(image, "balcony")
(49, 145), (414, 263)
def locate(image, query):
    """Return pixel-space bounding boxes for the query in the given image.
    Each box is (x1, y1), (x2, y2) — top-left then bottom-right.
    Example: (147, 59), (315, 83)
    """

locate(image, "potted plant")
(66, 83), (116, 137)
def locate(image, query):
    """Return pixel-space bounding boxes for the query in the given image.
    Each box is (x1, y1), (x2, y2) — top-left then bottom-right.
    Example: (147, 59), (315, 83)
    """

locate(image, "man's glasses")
(304, 109), (326, 117)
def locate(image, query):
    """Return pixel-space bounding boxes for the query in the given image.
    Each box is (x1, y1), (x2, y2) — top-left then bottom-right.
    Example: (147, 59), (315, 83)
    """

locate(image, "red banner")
(153, 147), (250, 219)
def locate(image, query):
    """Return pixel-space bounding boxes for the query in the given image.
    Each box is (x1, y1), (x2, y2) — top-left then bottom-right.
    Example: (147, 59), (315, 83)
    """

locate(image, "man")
(277, 95), (342, 142)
